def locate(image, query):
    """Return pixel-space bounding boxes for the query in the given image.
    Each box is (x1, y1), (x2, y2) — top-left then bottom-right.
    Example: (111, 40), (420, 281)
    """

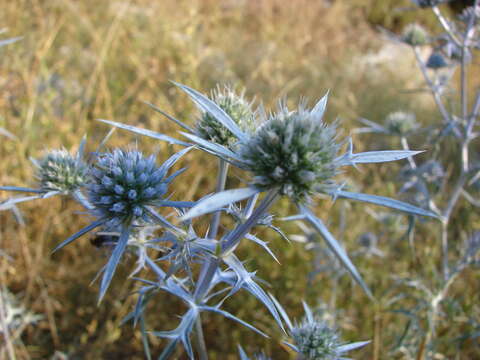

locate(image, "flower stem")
(208, 159), (229, 239)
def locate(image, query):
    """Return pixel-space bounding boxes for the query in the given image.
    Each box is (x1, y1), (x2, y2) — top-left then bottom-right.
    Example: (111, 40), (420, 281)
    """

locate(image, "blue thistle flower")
(87, 149), (170, 224)
(426, 52), (448, 69)
(240, 101), (341, 202)
(52, 147), (192, 302)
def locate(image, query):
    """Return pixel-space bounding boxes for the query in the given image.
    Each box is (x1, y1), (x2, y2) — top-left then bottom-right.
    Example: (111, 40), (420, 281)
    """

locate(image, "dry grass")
(0, 0), (478, 359)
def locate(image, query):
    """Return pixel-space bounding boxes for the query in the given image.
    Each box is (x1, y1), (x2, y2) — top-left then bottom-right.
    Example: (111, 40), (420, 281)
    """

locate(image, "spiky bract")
(240, 102), (340, 202)
(88, 150), (168, 224)
(385, 111), (418, 136)
(402, 24), (429, 47)
(291, 319), (341, 360)
(196, 85), (255, 148)
(36, 149), (87, 193)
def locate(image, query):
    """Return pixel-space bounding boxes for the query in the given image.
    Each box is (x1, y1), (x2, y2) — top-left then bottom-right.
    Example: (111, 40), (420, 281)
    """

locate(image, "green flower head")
(240, 99), (340, 202)
(402, 23), (429, 47)
(36, 149), (87, 193)
(196, 85), (255, 148)
(291, 319), (341, 360)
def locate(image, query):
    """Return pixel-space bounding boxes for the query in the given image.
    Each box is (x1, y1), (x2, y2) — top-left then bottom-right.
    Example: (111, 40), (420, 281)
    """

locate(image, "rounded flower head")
(426, 52), (448, 69)
(291, 319), (341, 360)
(88, 149), (168, 224)
(384, 111), (418, 136)
(240, 101), (340, 202)
(36, 149), (87, 193)
(196, 85), (255, 148)
(402, 24), (429, 47)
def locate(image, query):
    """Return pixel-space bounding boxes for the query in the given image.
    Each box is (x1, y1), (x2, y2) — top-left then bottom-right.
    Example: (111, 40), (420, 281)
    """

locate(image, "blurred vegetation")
(0, 0), (478, 359)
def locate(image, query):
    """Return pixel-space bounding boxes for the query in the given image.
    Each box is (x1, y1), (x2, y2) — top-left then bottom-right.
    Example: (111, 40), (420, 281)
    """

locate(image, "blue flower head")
(426, 52), (448, 69)
(88, 149), (170, 224)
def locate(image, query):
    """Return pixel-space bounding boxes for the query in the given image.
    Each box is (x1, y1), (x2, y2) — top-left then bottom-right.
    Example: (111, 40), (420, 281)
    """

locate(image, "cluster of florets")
(196, 85), (255, 148)
(36, 149), (87, 193)
(402, 23), (429, 47)
(87, 149), (168, 224)
(240, 102), (340, 202)
(385, 111), (418, 136)
(426, 52), (448, 69)
(291, 318), (341, 360)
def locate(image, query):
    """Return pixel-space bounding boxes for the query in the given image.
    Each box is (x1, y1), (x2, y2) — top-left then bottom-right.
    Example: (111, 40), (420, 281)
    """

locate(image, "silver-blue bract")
(88, 149), (171, 224)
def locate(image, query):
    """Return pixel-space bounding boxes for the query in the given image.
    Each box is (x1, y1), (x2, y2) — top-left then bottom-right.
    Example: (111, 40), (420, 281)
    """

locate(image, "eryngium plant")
(240, 101), (340, 202)
(384, 111), (419, 137)
(35, 149), (87, 193)
(0, 139), (89, 207)
(196, 85), (255, 148)
(273, 301), (369, 360)
(88, 149), (170, 223)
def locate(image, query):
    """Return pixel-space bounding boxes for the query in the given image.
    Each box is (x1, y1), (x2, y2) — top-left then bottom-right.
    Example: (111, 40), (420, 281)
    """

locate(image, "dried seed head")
(196, 85), (255, 148)
(291, 319), (341, 360)
(36, 149), (87, 193)
(240, 101), (340, 202)
(426, 52), (448, 69)
(88, 149), (168, 224)
(384, 111), (418, 136)
(402, 24), (429, 47)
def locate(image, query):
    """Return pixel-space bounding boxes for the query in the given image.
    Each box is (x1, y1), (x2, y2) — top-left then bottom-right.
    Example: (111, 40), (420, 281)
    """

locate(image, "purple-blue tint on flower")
(87, 149), (169, 224)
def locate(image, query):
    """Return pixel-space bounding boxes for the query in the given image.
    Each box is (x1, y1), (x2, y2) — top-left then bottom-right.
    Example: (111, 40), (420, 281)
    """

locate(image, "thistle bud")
(384, 111), (418, 136)
(196, 85), (255, 148)
(402, 24), (429, 47)
(291, 319), (341, 360)
(36, 149), (87, 193)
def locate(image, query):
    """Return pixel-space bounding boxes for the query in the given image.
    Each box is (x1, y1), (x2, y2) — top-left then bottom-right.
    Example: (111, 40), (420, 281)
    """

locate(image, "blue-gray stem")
(222, 188), (279, 254)
(194, 159), (228, 360)
(208, 159), (229, 239)
(194, 188), (279, 302)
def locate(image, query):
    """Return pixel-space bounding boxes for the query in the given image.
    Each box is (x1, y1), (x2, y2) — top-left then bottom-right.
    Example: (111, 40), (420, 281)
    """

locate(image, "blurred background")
(0, 0), (478, 359)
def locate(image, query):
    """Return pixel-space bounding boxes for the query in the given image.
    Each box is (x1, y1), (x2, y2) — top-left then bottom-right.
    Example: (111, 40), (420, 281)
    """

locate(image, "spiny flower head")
(291, 318), (341, 360)
(385, 111), (418, 136)
(36, 149), (87, 193)
(88, 149), (168, 224)
(240, 100), (341, 202)
(402, 24), (429, 47)
(196, 85), (255, 148)
(426, 52), (448, 69)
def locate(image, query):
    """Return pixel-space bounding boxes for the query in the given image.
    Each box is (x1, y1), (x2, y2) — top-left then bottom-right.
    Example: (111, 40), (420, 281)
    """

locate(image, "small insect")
(90, 232), (119, 248)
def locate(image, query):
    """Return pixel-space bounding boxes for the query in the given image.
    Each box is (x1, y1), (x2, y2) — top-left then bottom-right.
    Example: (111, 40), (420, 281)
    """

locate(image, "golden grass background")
(0, 0), (478, 359)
